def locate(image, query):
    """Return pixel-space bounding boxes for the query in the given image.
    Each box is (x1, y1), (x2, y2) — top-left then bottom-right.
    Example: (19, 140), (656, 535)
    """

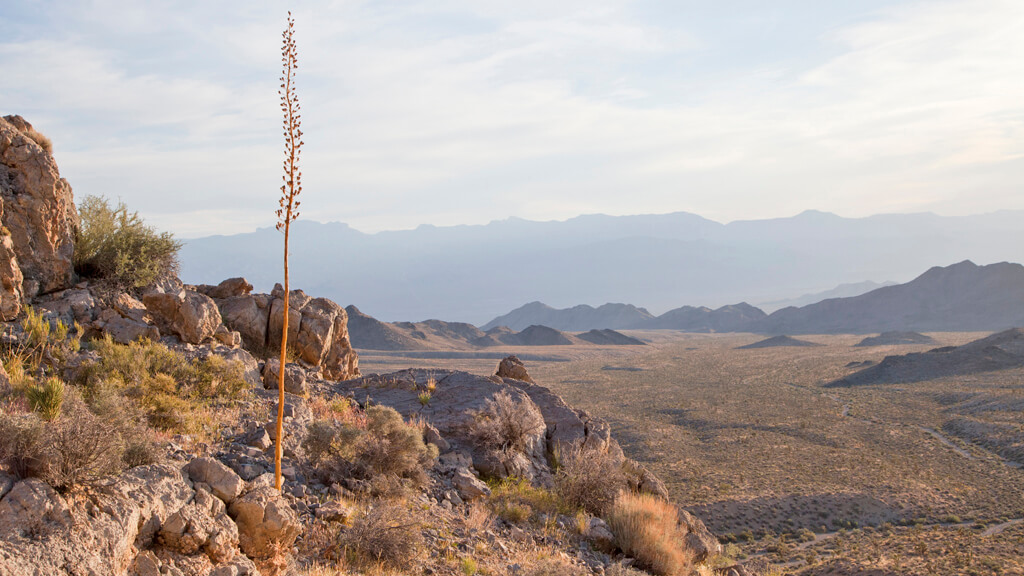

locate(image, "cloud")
(1, 0), (1022, 237)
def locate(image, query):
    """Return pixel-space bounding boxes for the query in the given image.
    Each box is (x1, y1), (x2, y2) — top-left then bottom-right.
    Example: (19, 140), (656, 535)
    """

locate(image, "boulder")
(184, 457), (244, 504)
(496, 355), (534, 383)
(314, 499), (354, 522)
(157, 493), (239, 564)
(679, 508), (722, 563)
(113, 292), (150, 323)
(144, 289), (223, 344)
(0, 478), (72, 536)
(0, 232), (23, 321)
(0, 362), (12, 397)
(102, 314), (160, 344)
(227, 486), (300, 560)
(585, 517), (616, 551)
(261, 359), (307, 396)
(214, 325), (242, 348)
(196, 277), (253, 300)
(219, 295), (269, 351)
(217, 348), (262, 388)
(0, 115), (77, 297)
(452, 468), (491, 501)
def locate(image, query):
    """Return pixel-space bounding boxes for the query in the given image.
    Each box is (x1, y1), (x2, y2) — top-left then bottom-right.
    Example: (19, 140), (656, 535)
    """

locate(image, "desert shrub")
(606, 492), (694, 576)
(25, 128), (52, 153)
(469, 390), (545, 454)
(42, 401), (124, 491)
(122, 433), (160, 468)
(0, 413), (47, 478)
(74, 195), (182, 290)
(303, 405), (438, 489)
(26, 376), (65, 421)
(338, 502), (423, 569)
(79, 335), (245, 433)
(0, 403), (125, 490)
(605, 563), (649, 576)
(488, 477), (569, 525)
(554, 443), (627, 516)
(17, 307), (81, 368)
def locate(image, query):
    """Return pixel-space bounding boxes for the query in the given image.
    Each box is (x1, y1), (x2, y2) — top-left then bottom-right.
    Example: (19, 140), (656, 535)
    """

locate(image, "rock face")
(336, 357), (650, 491)
(144, 289), (224, 345)
(0, 115), (77, 299)
(0, 229), (23, 321)
(227, 486), (300, 560)
(208, 281), (359, 381)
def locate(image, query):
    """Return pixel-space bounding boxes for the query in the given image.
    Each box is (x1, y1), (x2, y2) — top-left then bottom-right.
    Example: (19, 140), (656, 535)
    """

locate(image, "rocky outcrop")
(496, 355), (534, 383)
(227, 486), (300, 560)
(0, 115), (77, 299)
(144, 289), (225, 345)
(208, 281), (359, 381)
(0, 228), (23, 321)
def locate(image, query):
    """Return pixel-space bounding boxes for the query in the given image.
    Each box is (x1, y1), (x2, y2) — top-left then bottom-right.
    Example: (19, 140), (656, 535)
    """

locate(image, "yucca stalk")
(275, 11), (303, 492)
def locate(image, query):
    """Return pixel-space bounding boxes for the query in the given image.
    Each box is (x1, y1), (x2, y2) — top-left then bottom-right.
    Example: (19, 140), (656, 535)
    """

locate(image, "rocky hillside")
(758, 260), (1024, 334)
(346, 306), (644, 351)
(0, 117), (750, 576)
(830, 328), (1024, 386)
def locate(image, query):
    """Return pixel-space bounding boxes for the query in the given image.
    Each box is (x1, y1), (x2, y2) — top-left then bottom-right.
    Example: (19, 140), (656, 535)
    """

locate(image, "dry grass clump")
(523, 555), (589, 576)
(469, 390), (545, 454)
(487, 477), (569, 525)
(25, 127), (52, 153)
(73, 195), (182, 290)
(606, 492), (695, 576)
(303, 405), (438, 492)
(554, 443), (627, 516)
(338, 502), (423, 569)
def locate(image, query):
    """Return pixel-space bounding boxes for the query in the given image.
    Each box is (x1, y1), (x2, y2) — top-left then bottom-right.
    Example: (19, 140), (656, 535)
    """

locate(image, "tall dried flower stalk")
(275, 11), (303, 492)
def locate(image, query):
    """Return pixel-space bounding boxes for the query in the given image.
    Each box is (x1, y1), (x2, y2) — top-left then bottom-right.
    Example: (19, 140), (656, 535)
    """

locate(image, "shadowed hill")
(576, 329), (646, 345)
(481, 301), (655, 331)
(830, 328), (1024, 386)
(854, 331), (936, 347)
(737, 335), (824, 349)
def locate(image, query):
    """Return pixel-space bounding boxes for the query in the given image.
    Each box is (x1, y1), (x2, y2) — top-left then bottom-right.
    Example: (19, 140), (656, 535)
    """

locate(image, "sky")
(2, 0), (1023, 238)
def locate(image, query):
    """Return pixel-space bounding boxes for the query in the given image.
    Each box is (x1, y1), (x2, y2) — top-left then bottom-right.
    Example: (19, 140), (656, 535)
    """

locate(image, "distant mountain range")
(484, 261), (1024, 334)
(180, 209), (1024, 324)
(344, 305), (644, 351)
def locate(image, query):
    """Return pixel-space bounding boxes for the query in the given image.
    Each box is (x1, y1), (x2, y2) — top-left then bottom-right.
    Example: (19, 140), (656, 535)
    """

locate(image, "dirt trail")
(914, 425), (974, 460)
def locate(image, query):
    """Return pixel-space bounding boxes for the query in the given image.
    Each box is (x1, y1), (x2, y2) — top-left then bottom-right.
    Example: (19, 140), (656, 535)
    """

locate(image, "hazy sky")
(2, 0), (1022, 237)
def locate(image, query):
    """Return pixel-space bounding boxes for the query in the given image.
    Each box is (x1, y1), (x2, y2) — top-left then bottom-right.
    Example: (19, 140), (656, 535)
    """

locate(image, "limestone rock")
(195, 277), (253, 300)
(144, 289), (223, 344)
(0, 478), (72, 536)
(0, 362), (11, 397)
(452, 468), (491, 501)
(219, 295), (268, 351)
(228, 486), (300, 560)
(0, 115), (77, 297)
(679, 508), (722, 563)
(496, 355), (534, 383)
(314, 500), (354, 522)
(0, 232), (23, 321)
(102, 314), (160, 344)
(157, 498), (239, 564)
(585, 517), (616, 550)
(261, 359), (307, 396)
(215, 325), (242, 348)
(184, 457), (244, 504)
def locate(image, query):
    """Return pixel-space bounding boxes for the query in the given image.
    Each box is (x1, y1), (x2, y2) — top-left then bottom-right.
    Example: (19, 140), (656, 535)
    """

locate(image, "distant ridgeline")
(483, 261), (1024, 335)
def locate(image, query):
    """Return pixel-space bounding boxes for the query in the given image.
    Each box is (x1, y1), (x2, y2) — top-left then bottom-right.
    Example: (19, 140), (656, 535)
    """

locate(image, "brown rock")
(184, 457), (244, 504)
(0, 115), (77, 297)
(0, 232), (23, 321)
(196, 277), (254, 300)
(144, 289), (223, 344)
(219, 295), (268, 350)
(261, 359), (307, 396)
(452, 468), (491, 501)
(679, 507), (722, 563)
(113, 292), (150, 324)
(214, 325), (242, 348)
(227, 486), (300, 560)
(102, 314), (160, 344)
(496, 355), (534, 383)
(157, 500), (239, 564)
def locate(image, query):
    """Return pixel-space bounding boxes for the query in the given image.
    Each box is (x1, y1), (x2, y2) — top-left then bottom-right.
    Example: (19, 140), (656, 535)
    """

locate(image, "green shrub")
(26, 377), (65, 421)
(73, 195), (182, 289)
(487, 477), (569, 525)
